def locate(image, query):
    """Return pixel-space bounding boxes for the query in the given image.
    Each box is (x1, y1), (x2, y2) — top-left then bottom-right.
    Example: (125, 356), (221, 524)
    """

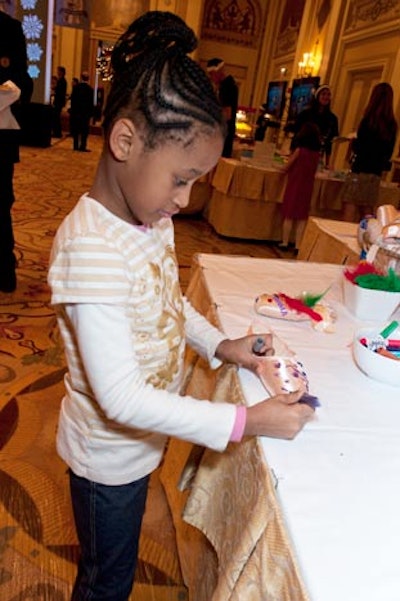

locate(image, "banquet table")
(206, 157), (400, 240)
(160, 253), (400, 601)
(297, 216), (360, 264)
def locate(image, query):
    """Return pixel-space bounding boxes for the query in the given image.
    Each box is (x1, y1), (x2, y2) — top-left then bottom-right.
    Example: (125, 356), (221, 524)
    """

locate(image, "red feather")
(344, 262), (382, 283)
(279, 293), (323, 322)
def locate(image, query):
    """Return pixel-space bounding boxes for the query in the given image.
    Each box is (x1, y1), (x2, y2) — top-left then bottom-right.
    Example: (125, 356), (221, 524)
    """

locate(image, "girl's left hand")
(215, 334), (274, 372)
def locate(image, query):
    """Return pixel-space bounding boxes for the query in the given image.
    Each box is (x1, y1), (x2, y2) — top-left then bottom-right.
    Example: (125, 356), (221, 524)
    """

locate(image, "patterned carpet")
(0, 134), (281, 600)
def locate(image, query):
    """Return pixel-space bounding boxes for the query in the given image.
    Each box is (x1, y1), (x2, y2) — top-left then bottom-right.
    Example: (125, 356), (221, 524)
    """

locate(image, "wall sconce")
(280, 67), (287, 79)
(297, 52), (315, 78)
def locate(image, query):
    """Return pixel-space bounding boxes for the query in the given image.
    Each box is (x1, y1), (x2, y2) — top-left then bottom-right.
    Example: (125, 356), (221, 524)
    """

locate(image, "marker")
(252, 337), (266, 355)
(379, 320), (399, 340)
(376, 347), (400, 361)
(299, 393), (321, 409)
(360, 337), (400, 351)
(362, 321), (400, 352)
(360, 337), (386, 352)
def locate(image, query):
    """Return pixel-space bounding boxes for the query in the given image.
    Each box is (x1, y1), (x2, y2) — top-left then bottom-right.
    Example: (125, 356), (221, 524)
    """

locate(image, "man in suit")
(207, 58), (238, 158)
(69, 71), (94, 152)
(52, 65), (67, 138)
(0, 9), (29, 292)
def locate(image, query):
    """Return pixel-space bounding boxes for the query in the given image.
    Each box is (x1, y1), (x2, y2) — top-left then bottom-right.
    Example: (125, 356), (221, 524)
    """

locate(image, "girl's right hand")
(244, 390), (314, 440)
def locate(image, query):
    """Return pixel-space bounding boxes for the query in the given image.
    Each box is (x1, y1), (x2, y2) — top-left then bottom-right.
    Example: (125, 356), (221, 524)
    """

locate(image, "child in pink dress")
(279, 122), (321, 252)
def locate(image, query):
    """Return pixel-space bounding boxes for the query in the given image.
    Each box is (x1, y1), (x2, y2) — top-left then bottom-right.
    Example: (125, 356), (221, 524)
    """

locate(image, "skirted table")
(205, 158), (400, 240)
(297, 217), (360, 264)
(160, 253), (400, 601)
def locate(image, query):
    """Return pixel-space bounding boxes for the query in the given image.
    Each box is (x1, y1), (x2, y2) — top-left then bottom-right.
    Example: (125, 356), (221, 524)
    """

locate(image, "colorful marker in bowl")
(376, 348), (400, 361)
(379, 320), (399, 340)
(360, 320), (399, 350)
(359, 320), (400, 361)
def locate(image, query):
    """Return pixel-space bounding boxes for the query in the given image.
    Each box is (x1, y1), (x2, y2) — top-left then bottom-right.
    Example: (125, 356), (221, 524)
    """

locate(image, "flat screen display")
(264, 80), (288, 120)
(287, 76), (320, 123)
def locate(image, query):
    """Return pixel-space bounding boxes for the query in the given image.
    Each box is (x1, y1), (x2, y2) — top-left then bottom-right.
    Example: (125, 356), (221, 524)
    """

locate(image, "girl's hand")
(245, 390), (314, 439)
(215, 334), (274, 372)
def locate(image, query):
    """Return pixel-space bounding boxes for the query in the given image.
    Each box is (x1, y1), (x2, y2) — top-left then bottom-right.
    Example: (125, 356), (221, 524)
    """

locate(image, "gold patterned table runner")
(160, 255), (310, 601)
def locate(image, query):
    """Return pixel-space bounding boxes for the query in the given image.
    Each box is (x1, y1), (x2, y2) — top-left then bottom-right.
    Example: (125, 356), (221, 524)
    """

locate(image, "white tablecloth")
(196, 253), (400, 601)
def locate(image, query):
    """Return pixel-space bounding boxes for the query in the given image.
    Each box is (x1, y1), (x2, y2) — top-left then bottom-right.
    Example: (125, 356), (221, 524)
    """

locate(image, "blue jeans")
(69, 470), (150, 601)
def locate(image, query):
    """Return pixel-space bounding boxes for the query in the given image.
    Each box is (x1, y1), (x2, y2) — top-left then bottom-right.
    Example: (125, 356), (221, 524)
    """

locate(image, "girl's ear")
(108, 118), (138, 161)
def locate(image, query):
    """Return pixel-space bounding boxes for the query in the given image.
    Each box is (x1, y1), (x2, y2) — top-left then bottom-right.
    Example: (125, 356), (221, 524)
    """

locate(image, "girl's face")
(114, 126), (224, 226)
(318, 89), (331, 106)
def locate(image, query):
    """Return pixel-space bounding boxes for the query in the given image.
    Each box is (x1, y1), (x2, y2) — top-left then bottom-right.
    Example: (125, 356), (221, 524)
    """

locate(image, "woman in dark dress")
(341, 82), (398, 222)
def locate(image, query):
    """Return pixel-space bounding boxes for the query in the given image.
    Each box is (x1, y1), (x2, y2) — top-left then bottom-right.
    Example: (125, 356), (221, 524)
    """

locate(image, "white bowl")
(343, 276), (400, 321)
(353, 327), (400, 386)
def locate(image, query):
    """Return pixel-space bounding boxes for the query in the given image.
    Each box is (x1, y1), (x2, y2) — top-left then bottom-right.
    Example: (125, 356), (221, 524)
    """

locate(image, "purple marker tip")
(299, 393), (321, 410)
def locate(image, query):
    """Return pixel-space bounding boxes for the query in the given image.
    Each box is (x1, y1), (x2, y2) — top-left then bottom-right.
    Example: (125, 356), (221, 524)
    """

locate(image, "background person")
(66, 77), (79, 136)
(206, 57), (238, 158)
(0, 9), (30, 293)
(69, 71), (94, 151)
(52, 65), (67, 138)
(291, 84), (339, 169)
(279, 122), (321, 252)
(341, 82), (398, 222)
(50, 74), (58, 105)
(48, 11), (313, 601)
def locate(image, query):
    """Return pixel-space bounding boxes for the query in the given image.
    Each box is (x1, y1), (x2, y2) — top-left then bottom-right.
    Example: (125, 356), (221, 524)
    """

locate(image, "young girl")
(279, 122), (321, 252)
(48, 11), (313, 601)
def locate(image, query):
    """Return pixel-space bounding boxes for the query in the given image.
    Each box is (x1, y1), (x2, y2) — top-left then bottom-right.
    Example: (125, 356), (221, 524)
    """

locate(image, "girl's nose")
(174, 185), (193, 209)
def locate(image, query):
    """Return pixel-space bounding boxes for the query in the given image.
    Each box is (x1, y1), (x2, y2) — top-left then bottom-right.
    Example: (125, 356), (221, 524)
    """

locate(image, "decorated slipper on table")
(249, 329), (321, 410)
(256, 356), (320, 409)
(254, 289), (336, 332)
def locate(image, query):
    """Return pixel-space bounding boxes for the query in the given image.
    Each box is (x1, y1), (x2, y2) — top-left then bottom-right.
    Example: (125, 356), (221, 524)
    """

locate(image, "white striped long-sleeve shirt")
(48, 194), (236, 485)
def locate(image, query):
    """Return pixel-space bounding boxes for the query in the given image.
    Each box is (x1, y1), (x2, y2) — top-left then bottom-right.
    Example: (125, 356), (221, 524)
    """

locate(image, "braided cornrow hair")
(102, 11), (225, 149)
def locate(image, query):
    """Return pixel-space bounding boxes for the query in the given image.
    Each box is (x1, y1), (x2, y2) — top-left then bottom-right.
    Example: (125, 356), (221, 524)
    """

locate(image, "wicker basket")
(368, 241), (400, 275)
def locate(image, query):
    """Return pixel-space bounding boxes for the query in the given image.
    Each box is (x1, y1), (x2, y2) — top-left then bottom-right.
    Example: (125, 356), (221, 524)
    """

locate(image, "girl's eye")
(175, 178), (188, 187)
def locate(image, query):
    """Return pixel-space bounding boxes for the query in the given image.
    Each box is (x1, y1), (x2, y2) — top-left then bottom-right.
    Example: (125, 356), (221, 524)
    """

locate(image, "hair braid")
(102, 11), (225, 147)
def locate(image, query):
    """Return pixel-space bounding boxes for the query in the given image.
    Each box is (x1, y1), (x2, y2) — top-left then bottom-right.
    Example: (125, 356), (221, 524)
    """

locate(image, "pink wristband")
(230, 405), (247, 442)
